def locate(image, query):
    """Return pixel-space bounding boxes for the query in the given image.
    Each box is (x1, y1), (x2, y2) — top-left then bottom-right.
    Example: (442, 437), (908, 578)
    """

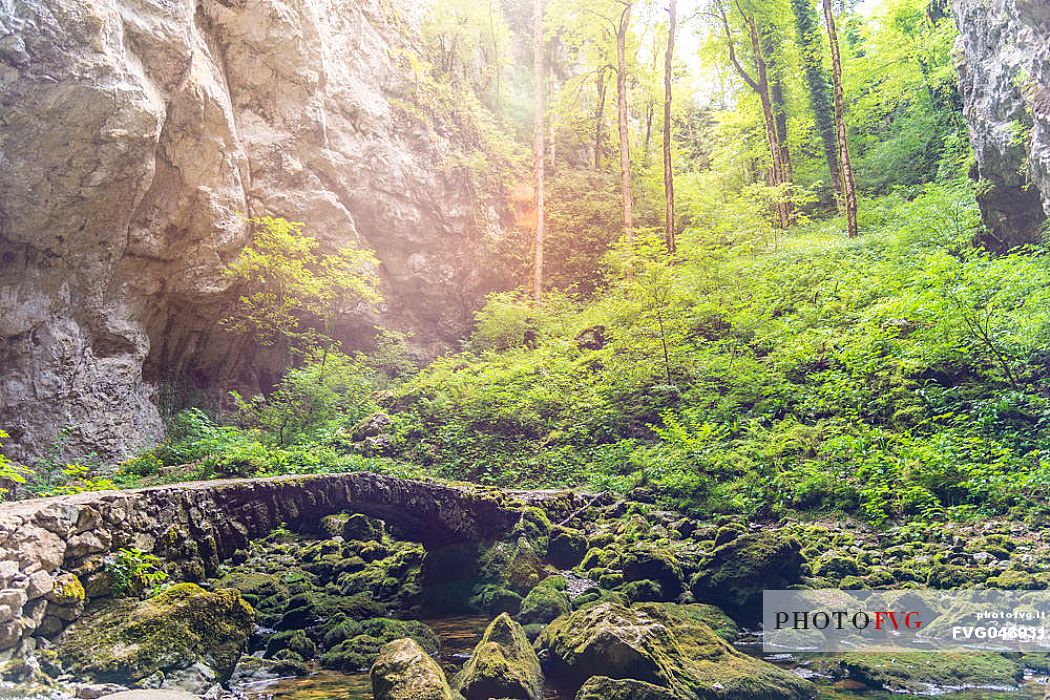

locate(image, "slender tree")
(616, 0), (634, 235)
(594, 67), (608, 169)
(790, 0), (840, 201)
(764, 29), (794, 223)
(533, 0), (546, 299)
(716, 0), (790, 228)
(663, 0), (677, 254)
(822, 0), (858, 237)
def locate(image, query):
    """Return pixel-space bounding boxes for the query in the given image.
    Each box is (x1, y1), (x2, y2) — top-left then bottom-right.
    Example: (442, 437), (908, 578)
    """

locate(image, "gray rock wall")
(0, 472), (526, 659)
(0, 0), (511, 461)
(953, 0), (1050, 250)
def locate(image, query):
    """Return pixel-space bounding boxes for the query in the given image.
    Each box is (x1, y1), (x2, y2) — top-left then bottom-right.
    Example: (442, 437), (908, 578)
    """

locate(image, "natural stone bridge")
(0, 472), (577, 659)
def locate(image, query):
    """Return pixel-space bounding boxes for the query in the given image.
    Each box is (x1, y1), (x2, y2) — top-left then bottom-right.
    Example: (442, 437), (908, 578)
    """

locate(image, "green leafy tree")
(222, 217), (382, 358)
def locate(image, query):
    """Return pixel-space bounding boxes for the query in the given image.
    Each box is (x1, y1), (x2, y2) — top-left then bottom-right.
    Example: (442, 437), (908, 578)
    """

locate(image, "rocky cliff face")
(0, 0), (510, 461)
(953, 0), (1050, 250)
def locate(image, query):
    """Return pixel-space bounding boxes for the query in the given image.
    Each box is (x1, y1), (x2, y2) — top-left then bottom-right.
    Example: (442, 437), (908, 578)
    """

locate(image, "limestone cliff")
(953, 0), (1050, 250)
(0, 0), (511, 460)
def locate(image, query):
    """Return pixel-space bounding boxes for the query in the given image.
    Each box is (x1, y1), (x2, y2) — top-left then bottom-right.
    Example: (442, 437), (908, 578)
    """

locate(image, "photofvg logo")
(762, 590), (1050, 652)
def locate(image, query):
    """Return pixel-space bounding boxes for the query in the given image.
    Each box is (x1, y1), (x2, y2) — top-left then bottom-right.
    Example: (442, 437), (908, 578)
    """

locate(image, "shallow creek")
(236, 616), (1049, 700)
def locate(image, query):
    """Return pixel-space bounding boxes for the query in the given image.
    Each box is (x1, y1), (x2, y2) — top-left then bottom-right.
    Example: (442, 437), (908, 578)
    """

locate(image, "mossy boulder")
(56, 583), (253, 692)
(548, 527), (589, 568)
(619, 579), (664, 603)
(690, 531), (802, 620)
(926, 564), (991, 588)
(575, 675), (678, 700)
(622, 549), (684, 599)
(343, 514), (386, 542)
(518, 575), (571, 626)
(321, 618), (439, 672)
(537, 602), (813, 700)
(371, 637), (452, 700)
(469, 584), (524, 616)
(572, 588), (630, 610)
(841, 652), (1022, 693)
(454, 613), (543, 700)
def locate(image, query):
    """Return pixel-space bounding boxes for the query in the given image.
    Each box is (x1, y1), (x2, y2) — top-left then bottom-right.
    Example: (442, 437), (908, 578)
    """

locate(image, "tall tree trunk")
(548, 64), (557, 173)
(716, 0), (788, 229)
(746, 17), (790, 228)
(616, 1), (634, 235)
(790, 0), (840, 203)
(532, 0), (546, 299)
(663, 0), (677, 254)
(594, 68), (607, 170)
(823, 0), (858, 237)
(765, 25), (794, 225)
(644, 103), (654, 165)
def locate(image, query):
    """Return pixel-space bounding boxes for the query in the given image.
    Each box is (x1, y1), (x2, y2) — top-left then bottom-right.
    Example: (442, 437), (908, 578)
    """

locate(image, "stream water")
(235, 615), (1050, 700)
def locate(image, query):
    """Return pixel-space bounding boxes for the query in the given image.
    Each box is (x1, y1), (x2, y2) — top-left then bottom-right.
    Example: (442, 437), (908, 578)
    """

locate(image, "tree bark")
(766, 30), (794, 225)
(663, 0), (677, 254)
(790, 0), (840, 203)
(716, 0), (789, 229)
(823, 0), (858, 237)
(616, 1), (634, 235)
(532, 0), (546, 299)
(745, 15), (790, 228)
(594, 68), (607, 170)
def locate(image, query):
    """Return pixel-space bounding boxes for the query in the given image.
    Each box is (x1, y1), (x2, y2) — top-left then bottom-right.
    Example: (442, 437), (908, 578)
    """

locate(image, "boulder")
(690, 531), (802, 620)
(518, 576), (571, 626)
(321, 618), (439, 672)
(342, 514), (385, 543)
(576, 676), (679, 700)
(548, 526), (589, 569)
(841, 652), (1022, 693)
(537, 602), (813, 700)
(623, 549), (684, 599)
(370, 638), (452, 700)
(55, 583), (253, 692)
(454, 613), (543, 700)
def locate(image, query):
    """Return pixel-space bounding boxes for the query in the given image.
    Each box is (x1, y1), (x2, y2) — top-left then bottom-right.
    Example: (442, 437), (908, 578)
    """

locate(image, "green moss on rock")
(537, 602), (813, 700)
(56, 583), (254, 688)
(841, 652), (1021, 693)
(454, 613), (543, 700)
(690, 531), (802, 620)
(548, 526), (588, 568)
(575, 675), (678, 700)
(370, 637), (452, 700)
(518, 576), (570, 626)
(321, 618), (439, 672)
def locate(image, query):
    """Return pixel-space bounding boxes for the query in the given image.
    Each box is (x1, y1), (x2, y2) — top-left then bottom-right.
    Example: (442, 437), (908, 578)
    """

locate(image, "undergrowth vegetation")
(101, 180), (1050, 527)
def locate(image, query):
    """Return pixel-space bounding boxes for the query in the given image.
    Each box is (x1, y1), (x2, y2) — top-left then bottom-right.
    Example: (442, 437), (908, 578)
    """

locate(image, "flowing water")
(237, 616), (1049, 700)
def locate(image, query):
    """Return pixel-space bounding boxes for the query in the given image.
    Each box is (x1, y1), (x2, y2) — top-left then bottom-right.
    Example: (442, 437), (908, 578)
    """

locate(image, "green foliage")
(383, 181), (1050, 524)
(44, 464), (116, 496)
(22, 428), (114, 497)
(0, 430), (29, 502)
(231, 349), (380, 446)
(106, 548), (169, 599)
(222, 216), (381, 354)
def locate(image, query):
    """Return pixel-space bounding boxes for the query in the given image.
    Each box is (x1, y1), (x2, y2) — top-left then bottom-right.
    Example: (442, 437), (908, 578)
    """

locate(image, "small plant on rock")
(106, 548), (169, 598)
